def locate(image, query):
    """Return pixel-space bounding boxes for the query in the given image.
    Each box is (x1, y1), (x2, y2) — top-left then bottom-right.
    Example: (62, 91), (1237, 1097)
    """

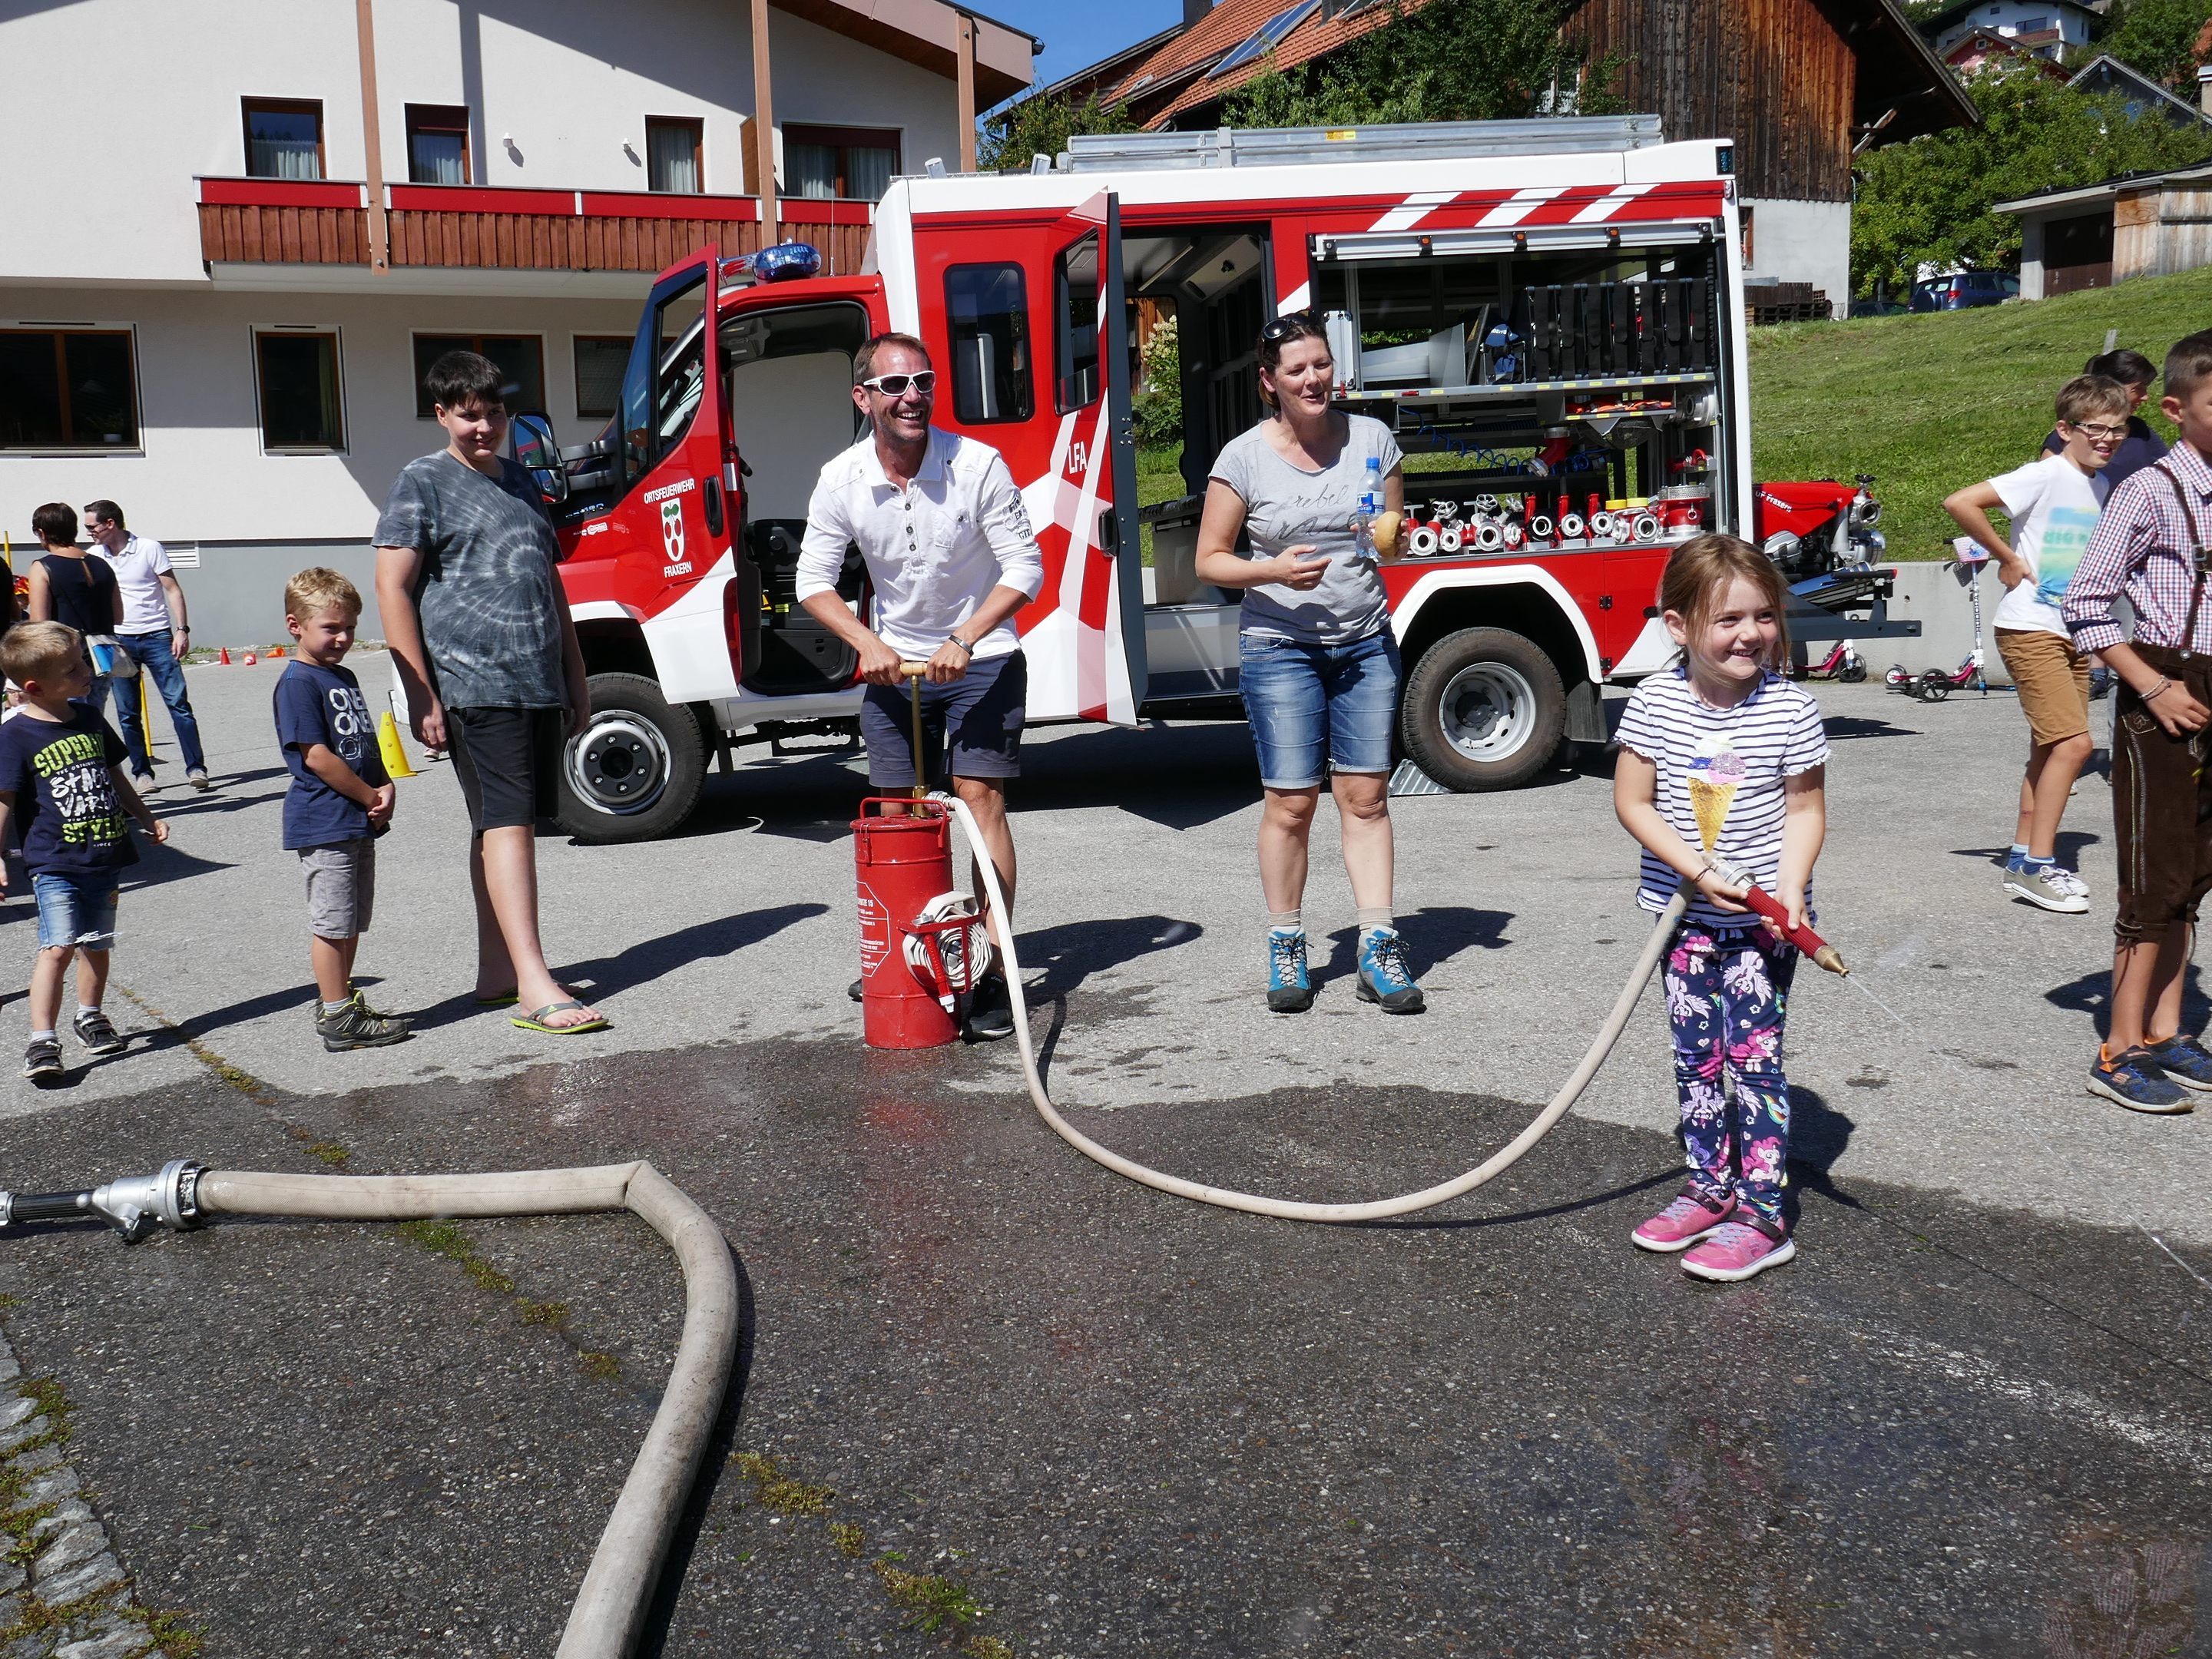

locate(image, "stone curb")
(0, 1332), (158, 1659)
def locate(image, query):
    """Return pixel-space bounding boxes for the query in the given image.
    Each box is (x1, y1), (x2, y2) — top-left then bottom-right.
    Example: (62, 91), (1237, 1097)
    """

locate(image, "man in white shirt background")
(797, 333), (1043, 1041)
(82, 499), (210, 792)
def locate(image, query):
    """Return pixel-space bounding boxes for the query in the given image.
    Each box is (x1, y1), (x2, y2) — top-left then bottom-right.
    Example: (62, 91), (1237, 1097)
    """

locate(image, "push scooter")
(1796, 639), (1866, 683)
(1886, 545), (1988, 703)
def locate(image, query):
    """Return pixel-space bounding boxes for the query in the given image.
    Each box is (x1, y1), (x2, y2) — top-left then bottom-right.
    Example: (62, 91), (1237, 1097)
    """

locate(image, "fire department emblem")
(660, 498), (685, 561)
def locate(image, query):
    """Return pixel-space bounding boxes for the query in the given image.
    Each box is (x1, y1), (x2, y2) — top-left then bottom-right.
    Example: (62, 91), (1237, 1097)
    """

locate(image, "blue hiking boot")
(2088, 1045), (2193, 1114)
(1267, 929), (1313, 1013)
(2144, 1034), (2212, 1094)
(1355, 926), (1426, 1015)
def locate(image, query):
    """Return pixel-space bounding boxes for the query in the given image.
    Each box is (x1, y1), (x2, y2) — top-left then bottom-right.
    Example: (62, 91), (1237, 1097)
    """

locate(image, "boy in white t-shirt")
(1944, 374), (2130, 913)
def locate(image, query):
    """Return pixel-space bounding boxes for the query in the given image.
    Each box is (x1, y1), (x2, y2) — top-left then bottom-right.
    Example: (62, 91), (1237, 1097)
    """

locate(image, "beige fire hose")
(0, 1159), (737, 1658)
(942, 792), (1690, 1223)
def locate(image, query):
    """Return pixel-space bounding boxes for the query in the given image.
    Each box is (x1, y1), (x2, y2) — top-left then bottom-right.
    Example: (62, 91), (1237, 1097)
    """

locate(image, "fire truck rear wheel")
(555, 672), (708, 843)
(1399, 628), (1567, 792)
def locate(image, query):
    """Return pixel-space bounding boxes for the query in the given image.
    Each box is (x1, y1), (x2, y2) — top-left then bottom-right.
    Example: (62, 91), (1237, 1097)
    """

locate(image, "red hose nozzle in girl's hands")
(1705, 856), (1849, 975)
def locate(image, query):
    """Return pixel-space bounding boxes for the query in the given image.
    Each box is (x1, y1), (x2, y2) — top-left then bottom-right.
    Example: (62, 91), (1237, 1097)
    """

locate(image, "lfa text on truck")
(510, 117), (1910, 843)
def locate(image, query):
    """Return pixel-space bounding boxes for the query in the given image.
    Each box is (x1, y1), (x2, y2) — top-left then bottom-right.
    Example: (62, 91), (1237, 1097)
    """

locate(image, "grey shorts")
(301, 839), (376, 939)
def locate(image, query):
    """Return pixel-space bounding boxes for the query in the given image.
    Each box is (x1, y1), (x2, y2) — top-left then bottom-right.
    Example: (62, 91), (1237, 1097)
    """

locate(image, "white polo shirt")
(794, 427), (1044, 661)
(91, 535), (176, 634)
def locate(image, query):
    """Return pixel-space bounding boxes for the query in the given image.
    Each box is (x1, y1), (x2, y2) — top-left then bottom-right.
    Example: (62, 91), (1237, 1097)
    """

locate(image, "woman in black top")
(26, 502), (121, 714)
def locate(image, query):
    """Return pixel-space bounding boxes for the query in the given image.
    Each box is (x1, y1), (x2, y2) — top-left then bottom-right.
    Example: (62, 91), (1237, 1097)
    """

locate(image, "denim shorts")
(32, 872), (120, 951)
(1239, 628), (1401, 789)
(861, 651), (1026, 788)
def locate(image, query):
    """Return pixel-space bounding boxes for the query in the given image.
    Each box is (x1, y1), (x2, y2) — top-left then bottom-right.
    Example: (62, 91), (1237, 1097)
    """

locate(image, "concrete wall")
(1742, 197), (1851, 313)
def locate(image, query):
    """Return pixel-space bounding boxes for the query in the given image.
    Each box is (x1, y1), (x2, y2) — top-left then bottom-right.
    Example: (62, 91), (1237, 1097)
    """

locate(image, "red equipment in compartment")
(853, 798), (976, 1050)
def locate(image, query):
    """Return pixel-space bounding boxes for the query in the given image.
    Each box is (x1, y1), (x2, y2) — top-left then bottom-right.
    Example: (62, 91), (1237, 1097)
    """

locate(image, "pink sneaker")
(1681, 1220), (1796, 1283)
(1631, 1190), (1735, 1253)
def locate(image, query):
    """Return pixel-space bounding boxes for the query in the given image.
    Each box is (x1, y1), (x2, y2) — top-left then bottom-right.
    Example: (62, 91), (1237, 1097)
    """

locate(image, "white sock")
(30, 1029), (55, 1043)
(1268, 909), (1302, 935)
(322, 998), (351, 1016)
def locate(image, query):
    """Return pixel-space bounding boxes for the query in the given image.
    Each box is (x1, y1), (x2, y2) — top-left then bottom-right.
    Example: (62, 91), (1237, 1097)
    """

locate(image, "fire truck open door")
(1025, 191), (1146, 725)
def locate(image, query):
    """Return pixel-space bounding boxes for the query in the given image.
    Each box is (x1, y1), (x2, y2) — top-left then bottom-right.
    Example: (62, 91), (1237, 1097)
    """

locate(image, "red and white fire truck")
(515, 116), (1902, 842)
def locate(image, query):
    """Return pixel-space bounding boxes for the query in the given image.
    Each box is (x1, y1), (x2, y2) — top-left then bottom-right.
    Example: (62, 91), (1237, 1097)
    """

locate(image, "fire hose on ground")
(0, 1159), (737, 1659)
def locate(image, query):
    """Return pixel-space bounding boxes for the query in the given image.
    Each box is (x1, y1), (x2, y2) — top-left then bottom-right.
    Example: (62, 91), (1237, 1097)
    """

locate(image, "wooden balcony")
(197, 178), (875, 279)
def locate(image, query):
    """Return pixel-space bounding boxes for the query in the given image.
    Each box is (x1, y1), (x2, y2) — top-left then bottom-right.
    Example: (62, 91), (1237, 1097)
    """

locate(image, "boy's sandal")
(512, 999), (608, 1035)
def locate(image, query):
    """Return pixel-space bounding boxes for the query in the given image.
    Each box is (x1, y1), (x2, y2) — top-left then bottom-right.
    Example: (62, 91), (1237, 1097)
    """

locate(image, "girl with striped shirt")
(1612, 535), (1830, 1283)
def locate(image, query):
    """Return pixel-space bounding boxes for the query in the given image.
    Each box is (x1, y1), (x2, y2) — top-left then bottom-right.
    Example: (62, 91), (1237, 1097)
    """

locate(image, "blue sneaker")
(2088, 1045), (2193, 1114)
(2144, 1034), (2212, 1094)
(1267, 929), (1313, 1013)
(1355, 926), (1426, 1014)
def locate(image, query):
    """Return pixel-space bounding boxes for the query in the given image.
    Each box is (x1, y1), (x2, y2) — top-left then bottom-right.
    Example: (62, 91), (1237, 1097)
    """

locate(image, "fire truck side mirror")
(512, 412), (568, 505)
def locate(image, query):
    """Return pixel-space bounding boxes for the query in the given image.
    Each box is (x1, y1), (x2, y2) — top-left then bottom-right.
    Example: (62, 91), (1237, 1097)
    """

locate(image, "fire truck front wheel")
(555, 673), (708, 843)
(1399, 628), (1567, 792)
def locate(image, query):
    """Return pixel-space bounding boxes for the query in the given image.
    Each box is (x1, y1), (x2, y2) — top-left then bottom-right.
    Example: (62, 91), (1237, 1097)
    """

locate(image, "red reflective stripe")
(197, 177), (364, 208)
(580, 191), (760, 221)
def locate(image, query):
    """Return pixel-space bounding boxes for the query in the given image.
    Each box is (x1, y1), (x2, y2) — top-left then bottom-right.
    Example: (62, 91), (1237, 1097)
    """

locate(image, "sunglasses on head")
(861, 370), (936, 396)
(1260, 310), (1321, 344)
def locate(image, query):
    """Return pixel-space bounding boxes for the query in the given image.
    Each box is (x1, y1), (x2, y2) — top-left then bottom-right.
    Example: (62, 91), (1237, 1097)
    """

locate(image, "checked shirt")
(2063, 439), (2212, 656)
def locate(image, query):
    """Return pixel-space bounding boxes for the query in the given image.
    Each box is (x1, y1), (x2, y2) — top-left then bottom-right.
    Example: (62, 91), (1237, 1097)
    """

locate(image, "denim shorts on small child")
(1238, 628), (1401, 789)
(32, 873), (119, 951)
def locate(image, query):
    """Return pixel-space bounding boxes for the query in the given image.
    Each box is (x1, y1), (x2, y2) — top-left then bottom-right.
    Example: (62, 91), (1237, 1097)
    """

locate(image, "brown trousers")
(2111, 644), (2212, 943)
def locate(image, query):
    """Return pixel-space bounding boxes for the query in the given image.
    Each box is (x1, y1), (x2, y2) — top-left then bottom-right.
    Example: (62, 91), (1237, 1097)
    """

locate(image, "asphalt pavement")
(0, 657), (2206, 1655)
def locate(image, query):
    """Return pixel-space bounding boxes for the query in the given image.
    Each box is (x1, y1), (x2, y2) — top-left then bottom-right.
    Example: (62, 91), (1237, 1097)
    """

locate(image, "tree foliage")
(978, 91), (1139, 174)
(1217, 0), (1615, 127)
(1850, 64), (2212, 296)
(2101, 0), (2212, 88)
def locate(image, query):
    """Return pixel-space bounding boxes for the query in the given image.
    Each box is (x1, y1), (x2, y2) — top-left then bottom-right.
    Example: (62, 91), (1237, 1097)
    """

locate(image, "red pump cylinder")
(853, 798), (962, 1049)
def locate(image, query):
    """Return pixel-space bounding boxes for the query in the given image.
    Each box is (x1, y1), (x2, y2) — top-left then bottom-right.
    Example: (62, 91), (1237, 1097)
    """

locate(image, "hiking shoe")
(1681, 1219), (1796, 1283)
(2003, 861), (2089, 914)
(346, 987), (407, 1027)
(187, 769), (212, 792)
(1631, 1189), (1736, 1253)
(315, 999), (412, 1052)
(2144, 1034), (2212, 1094)
(1267, 928), (1313, 1013)
(1354, 926), (1425, 1014)
(2087, 1045), (2192, 1114)
(71, 1009), (124, 1055)
(22, 1038), (62, 1081)
(964, 972), (1015, 1042)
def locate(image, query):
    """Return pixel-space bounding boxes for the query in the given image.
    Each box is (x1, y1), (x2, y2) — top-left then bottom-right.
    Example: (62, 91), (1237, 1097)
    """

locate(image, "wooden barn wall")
(1569, 0), (1857, 203)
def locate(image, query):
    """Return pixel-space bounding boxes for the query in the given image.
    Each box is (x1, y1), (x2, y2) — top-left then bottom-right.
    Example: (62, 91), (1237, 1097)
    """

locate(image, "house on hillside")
(1007, 0), (1974, 316)
(1996, 160), (2212, 297)
(2068, 53), (2212, 127)
(1942, 27), (2071, 79)
(0, 0), (1038, 641)
(1917, 0), (2100, 61)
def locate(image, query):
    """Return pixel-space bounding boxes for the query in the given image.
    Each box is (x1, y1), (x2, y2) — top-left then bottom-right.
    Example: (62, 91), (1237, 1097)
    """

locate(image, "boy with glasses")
(1945, 374), (2131, 912)
(2042, 349), (2167, 488)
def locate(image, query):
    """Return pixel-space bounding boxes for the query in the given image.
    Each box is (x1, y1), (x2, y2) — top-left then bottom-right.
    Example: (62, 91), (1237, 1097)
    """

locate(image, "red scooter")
(1796, 640), (1866, 683)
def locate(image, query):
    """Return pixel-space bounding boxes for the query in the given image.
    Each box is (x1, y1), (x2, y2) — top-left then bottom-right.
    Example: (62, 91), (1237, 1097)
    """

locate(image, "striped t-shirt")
(1615, 666), (1830, 926)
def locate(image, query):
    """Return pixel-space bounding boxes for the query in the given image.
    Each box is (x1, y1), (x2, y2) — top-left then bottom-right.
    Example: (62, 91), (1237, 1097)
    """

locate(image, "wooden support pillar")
(356, 0), (388, 270)
(956, 12), (978, 173)
(752, 0), (778, 240)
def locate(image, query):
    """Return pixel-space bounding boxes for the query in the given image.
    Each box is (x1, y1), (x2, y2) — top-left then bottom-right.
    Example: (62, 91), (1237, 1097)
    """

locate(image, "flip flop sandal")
(512, 998), (609, 1035)
(472, 992), (521, 1007)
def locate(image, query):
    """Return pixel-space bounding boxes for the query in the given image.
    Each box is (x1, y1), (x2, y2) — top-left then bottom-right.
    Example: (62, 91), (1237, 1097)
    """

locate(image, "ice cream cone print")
(1687, 776), (1737, 852)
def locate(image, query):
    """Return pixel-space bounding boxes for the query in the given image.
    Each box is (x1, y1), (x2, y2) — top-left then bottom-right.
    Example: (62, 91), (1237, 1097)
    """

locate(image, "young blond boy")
(2062, 330), (2212, 1111)
(275, 569), (406, 1051)
(0, 621), (166, 1081)
(1945, 374), (2130, 913)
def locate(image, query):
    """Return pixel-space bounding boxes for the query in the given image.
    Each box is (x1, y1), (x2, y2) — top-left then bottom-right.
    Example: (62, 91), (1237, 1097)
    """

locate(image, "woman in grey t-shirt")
(1195, 313), (1423, 1016)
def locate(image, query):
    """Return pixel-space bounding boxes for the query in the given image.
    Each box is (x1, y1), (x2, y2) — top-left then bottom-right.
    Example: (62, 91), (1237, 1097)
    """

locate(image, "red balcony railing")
(196, 178), (874, 276)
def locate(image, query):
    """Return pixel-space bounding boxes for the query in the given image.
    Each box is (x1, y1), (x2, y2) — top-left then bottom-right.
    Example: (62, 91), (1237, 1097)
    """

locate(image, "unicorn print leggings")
(1664, 923), (1798, 1227)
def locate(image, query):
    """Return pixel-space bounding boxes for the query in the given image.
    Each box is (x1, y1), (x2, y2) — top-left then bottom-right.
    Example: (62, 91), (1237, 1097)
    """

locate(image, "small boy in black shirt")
(275, 568), (406, 1051)
(0, 621), (166, 1080)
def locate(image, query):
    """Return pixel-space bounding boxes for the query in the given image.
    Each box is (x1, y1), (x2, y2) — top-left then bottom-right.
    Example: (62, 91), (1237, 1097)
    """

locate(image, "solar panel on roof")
(1209, 0), (1320, 78)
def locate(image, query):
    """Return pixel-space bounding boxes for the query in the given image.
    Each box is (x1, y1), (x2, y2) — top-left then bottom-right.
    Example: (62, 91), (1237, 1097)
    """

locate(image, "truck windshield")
(615, 267), (708, 485)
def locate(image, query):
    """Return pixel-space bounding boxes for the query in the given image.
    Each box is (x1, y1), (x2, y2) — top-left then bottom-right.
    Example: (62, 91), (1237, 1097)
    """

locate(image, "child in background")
(1945, 373), (2129, 915)
(1614, 535), (1830, 1283)
(2043, 349), (2167, 489)
(2062, 329), (2212, 1112)
(274, 568), (406, 1052)
(0, 621), (166, 1081)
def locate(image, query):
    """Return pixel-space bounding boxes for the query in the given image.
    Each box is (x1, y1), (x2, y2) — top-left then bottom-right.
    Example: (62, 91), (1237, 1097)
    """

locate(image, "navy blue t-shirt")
(273, 660), (388, 850)
(0, 707), (136, 878)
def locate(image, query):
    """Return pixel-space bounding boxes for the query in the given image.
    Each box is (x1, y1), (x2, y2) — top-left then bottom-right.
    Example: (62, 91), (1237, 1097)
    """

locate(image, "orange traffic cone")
(270, 645), (285, 659)
(217, 647), (230, 665)
(241, 652), (257, 667)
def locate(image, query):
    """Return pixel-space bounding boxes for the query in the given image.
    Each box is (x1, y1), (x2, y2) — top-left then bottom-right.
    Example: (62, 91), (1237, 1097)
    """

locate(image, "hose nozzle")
(1811, 944), (1848, 977)
(0, 1159), (205, 1243)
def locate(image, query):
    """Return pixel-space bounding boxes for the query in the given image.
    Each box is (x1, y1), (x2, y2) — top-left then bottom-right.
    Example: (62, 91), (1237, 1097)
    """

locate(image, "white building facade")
(0, 0), (1035, 643)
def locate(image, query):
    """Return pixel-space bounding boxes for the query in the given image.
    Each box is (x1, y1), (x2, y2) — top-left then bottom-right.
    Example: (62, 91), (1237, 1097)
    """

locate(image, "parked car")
(1909, 271), (2020, 312)
(1849, 297), (1909, 317)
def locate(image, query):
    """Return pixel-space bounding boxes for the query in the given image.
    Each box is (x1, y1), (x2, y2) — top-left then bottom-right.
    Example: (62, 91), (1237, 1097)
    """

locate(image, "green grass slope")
(1750, 265), (2211, 559)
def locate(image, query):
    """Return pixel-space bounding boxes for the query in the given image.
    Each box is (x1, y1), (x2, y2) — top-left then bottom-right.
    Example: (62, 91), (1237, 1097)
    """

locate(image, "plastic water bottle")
(1353, 455), (1383, 562)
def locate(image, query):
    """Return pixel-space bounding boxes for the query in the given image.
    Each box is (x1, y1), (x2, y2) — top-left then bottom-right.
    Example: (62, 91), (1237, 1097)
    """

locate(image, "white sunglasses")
(860, 370), (935, 396)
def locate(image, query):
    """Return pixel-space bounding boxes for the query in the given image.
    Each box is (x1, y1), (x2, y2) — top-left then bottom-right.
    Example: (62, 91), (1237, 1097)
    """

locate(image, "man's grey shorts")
(300, 838), (376, 939)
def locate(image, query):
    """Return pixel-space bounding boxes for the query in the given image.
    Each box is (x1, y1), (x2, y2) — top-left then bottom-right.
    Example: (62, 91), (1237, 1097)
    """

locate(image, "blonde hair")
(284, 567), (362, 623)
(1659, 534), (1791, 671)
(2055, 373), (2129, 427)
(0, 621), (83, 689)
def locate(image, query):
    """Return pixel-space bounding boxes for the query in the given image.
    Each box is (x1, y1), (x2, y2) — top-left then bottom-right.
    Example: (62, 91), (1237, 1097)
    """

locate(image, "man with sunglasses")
(797, 332), (1043, 1041)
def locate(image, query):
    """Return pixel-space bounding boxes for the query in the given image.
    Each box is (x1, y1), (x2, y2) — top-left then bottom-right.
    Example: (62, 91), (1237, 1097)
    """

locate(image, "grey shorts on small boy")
(301, 838), (376, 938)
